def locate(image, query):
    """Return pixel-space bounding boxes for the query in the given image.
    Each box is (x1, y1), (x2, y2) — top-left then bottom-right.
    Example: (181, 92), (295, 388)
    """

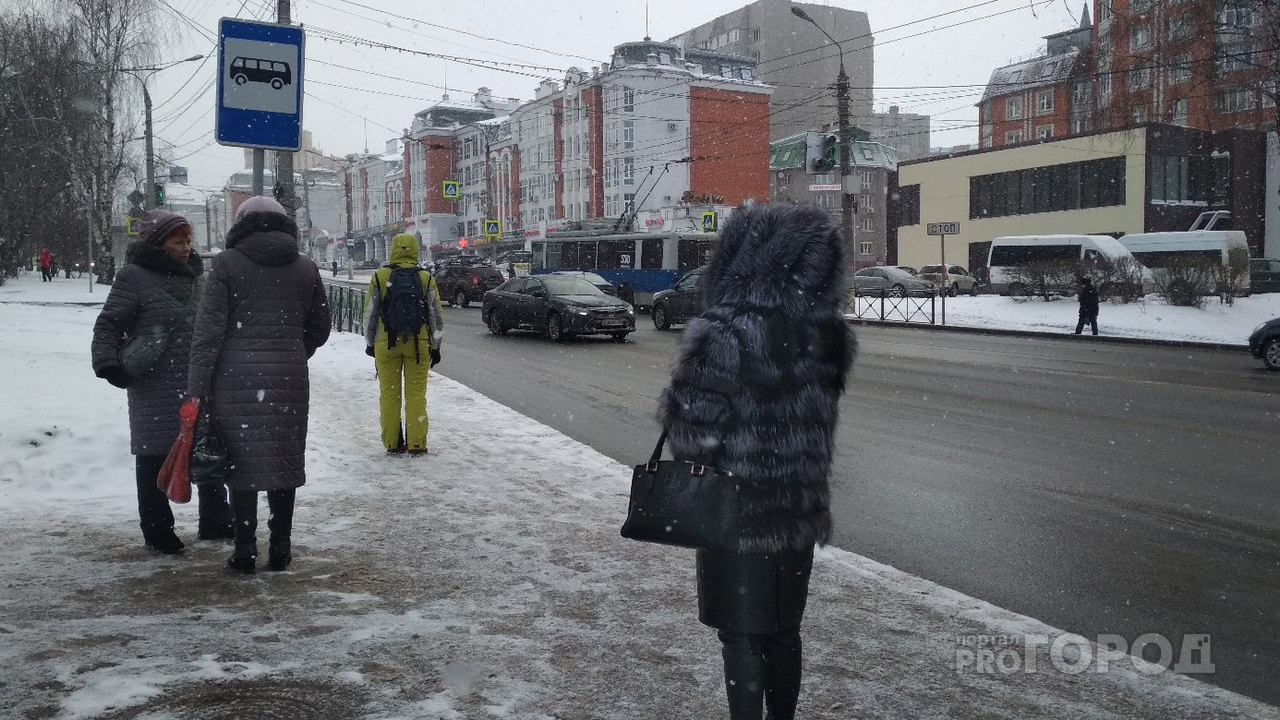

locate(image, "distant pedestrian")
(617, 281), (635, 307)
(657, 204), (854, 720)
(188, 195), (332, 574)
(39, 248), (52, 282)
(332, 259), (339, 277)
(91, 210), (233, 555)
(364, 233), (444, 455)
(1075, 277), (1100, 336)
(506, 261), (515, 280)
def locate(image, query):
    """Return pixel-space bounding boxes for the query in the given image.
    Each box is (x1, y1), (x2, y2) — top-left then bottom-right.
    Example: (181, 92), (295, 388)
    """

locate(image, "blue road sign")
(216, 18), (305, 151)
(484, 220), (501, 237)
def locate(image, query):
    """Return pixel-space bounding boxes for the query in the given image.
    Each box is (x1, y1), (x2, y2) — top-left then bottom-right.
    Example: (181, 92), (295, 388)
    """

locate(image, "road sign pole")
(940, 233), (946, 325)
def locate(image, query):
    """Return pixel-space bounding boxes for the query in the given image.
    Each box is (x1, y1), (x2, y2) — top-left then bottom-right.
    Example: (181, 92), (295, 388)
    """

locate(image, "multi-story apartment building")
(1091, 0), (1275, 132)
(865, 106), (931, 161)
(978, 13), (1095, 148)
(769, 134), (898, 268)
(666, 0), (873, 139)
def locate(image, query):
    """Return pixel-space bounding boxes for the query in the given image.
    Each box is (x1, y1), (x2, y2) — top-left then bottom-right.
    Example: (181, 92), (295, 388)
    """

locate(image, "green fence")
(327, 283), (367, 335)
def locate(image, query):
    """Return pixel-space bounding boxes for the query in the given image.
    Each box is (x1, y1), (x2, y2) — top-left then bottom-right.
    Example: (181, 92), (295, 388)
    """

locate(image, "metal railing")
(845, 291), (936, 324)
(326, 282), (367, 335)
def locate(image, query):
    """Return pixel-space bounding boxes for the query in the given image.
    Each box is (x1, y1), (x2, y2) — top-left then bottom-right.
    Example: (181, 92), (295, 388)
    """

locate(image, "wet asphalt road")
(431, 303), (1280, 706)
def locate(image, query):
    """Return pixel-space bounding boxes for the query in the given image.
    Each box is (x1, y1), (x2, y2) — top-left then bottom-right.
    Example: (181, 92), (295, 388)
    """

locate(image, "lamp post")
(116, 55), (204, 210)
(791, 5), (855, 263)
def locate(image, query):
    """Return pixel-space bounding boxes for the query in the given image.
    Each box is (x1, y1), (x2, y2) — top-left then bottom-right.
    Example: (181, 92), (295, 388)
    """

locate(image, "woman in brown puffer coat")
(188, 196), (331, 574)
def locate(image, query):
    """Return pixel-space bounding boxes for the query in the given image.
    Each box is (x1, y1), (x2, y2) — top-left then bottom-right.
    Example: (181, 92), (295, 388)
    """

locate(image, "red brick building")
(978, 12), (1095, 148)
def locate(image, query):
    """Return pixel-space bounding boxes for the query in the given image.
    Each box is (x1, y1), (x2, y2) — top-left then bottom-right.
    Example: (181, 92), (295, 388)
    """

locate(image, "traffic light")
(805, 132), (839, 173)
(154, 183), (166, 206)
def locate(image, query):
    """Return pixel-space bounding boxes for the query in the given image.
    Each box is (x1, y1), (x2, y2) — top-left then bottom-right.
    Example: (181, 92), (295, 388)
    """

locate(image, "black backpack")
(378, 266), (430, 348)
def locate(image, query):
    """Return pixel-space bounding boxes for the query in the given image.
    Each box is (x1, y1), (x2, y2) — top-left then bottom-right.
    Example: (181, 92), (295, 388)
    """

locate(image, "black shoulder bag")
(620, 428), (741, 552)
(190, 403), (231, 486)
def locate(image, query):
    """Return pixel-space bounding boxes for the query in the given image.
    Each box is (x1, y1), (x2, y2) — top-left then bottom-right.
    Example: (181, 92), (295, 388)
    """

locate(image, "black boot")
(144, 529), (186, 555)
(227, 542), (257, 574)
(265, 489), (296, 571)
(137, 456), (183, 554)
(197, 483), (234, 540)
(227, 489), (259, 574)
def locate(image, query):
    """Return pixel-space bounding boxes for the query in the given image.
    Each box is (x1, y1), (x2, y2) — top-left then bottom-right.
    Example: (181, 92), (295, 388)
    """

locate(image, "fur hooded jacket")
(657, 203), (855, 554)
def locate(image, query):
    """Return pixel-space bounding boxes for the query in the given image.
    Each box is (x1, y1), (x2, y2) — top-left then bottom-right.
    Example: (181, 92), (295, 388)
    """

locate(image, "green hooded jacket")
(363, 233), (444, 350)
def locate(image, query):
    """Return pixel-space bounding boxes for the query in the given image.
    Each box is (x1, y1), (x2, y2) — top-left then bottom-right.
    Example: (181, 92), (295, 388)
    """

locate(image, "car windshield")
(919, 265), (944, 274)
(541, 276), (604, 296)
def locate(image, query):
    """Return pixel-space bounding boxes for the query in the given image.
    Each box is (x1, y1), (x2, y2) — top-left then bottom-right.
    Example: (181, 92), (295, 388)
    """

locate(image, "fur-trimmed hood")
(125, 240), (204, 277)
(225, 211), (300, 266)
(658, 202), (854, 554)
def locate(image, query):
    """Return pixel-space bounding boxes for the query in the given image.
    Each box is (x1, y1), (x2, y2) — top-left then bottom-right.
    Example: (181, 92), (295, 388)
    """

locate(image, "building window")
(859, 217), (874, 232)
(1170, 99), (1189, 126)
(1131, 0), (1150, 13)
(1099, 0), (1112, 21)
(1072, 82), (1090, 106)
(1167, 17), (1191, 43)
(1130, 25), (1150, 51)
(1131, 106), (1148, 124)
(1264, 81), (1276, 108)
(859, 241), (873, 256)
(899, 184), (920, 226)
(1217, 41), (1261, 74)
(1149, 154), (1208, 203)
(1099, 62), (1113, 98)
(623, 157), (635, 186)
(1036, 125), (1054, 140)
(1130, 64), (1151, 91)
(623, 120), (634, 150)
(752, 28), (760, 42)
(1035, 90), (1054, 114)
(969, 157), (1126, 219)
(1005, 130), (1024, 145)
(1170, 55), (1193, 84)
(1219, 87), (1256, 112)
(622, 86), (634, 113)
(1005, 96), (1023, 120)
(1221, 3), (1259, 28)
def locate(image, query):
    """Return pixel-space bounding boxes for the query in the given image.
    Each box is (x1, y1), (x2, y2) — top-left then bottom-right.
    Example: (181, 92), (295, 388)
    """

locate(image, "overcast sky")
(149, 0), (1085, 191)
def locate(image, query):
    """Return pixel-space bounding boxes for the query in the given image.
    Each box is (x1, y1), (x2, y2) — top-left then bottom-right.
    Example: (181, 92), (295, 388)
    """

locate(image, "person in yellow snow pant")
(374, 337), (433, 453)
(364, 233), (445, 455)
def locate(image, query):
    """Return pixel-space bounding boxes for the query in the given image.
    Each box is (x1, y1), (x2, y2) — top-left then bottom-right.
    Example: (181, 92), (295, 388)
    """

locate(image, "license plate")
(600, 320), (626, 328)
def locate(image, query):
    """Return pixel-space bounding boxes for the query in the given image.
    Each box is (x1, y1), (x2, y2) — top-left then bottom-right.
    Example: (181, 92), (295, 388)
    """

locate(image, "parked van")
(1115, 230), (1250, 295)
(986, 234), (1155, 296)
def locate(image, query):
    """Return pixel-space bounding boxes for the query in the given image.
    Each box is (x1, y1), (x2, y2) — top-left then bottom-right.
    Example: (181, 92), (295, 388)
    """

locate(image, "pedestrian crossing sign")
(702, 212), (718, 233)
(484, 220), (501, 237)
(442, 181), (460, 199)
(126, 217), (141, 237)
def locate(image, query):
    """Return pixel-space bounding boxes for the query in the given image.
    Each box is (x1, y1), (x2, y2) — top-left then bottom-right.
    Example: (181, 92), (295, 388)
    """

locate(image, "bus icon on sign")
(230, 57), (292, 90)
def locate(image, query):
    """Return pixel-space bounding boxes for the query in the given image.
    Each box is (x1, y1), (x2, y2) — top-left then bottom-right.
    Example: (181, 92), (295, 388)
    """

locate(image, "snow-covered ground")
(1, 271), (1277, 719)
(846, 292), (1280, 346)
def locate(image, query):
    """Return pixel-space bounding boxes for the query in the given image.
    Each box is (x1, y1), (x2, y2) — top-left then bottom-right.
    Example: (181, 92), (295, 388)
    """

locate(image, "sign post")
(926, 222), (961, 325)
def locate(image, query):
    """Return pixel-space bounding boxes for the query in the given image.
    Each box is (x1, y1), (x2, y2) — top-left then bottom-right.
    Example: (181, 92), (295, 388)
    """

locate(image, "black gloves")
(100, 365), (131, 389)
(365, 346), (375, 357)
(429, 348), (441, 368)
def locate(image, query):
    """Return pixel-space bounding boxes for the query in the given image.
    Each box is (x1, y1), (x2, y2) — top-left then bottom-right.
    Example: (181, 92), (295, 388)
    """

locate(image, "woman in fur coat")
(658, 203), (854, 720)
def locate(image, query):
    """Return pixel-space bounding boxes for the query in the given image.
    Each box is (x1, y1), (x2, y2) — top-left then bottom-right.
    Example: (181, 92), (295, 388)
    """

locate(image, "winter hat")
(235, 195), (287, 221)
(139, 210), (192, 247)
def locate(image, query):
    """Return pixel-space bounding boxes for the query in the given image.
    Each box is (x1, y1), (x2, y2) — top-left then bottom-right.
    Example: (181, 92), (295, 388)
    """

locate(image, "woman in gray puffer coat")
(91, 210), (234, 555)
(188, 196), (331, 574)
(657, 203), (854, 720)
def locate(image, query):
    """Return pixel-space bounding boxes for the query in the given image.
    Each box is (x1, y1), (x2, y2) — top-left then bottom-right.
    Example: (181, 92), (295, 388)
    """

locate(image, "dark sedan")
(1248, 317), (1280, 371)
(651, 266), (706, 330)
(482, 275), (636, 342)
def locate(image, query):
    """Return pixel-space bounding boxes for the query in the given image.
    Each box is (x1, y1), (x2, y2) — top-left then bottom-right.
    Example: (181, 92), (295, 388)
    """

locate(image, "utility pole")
(792, 5), (856, 274)
(142, 83), (155, 211)
(276, 0), (296, 224)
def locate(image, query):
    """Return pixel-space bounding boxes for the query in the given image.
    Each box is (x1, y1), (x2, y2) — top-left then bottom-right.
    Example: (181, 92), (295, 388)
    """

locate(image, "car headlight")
(626, 305), (635, 315)
(574, 309), (589, 316)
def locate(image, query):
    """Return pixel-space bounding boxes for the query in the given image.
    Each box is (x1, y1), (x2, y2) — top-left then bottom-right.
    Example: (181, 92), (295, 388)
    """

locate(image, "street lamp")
(116, 55), (204, 210)
(790, 5), (855, 263)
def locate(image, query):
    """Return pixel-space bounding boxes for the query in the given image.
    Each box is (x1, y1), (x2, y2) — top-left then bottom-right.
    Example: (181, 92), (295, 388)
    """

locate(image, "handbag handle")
(646, 427), (668, 472)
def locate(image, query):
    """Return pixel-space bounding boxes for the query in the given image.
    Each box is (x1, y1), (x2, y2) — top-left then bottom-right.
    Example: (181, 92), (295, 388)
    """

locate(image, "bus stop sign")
(216, 17), (305, 151)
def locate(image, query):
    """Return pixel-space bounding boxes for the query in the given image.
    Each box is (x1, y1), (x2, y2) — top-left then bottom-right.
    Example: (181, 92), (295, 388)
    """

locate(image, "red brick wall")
(584, 86), (604, 218)
(986, 83), (1074, 146)
(510, 149), (521, 228)
(423, 132), (456, 215)
(689, 87), (770, 205)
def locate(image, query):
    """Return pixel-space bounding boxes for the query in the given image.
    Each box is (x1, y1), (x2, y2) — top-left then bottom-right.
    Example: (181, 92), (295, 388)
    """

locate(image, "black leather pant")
(229, 488), (296, 551)
(720, 629), (804, 720)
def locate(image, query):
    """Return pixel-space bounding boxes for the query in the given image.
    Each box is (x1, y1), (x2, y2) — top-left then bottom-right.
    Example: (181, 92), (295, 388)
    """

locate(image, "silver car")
(852, 267), (935, 297)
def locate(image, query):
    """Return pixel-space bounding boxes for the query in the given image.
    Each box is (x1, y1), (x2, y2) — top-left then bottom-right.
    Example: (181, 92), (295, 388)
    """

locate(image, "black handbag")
(190, 407), (231, 486)
(620, 428), (741, 552)
(119, 331), (172, 380)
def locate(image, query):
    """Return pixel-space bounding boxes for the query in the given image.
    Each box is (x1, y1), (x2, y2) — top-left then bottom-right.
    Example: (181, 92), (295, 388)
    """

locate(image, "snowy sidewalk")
(0, 273), (1277, 719)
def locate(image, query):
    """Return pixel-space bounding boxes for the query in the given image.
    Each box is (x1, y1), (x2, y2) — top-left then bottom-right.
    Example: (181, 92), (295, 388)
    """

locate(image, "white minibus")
(986, 234), (1155, 296)
(1115, 230), (1250, 295)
